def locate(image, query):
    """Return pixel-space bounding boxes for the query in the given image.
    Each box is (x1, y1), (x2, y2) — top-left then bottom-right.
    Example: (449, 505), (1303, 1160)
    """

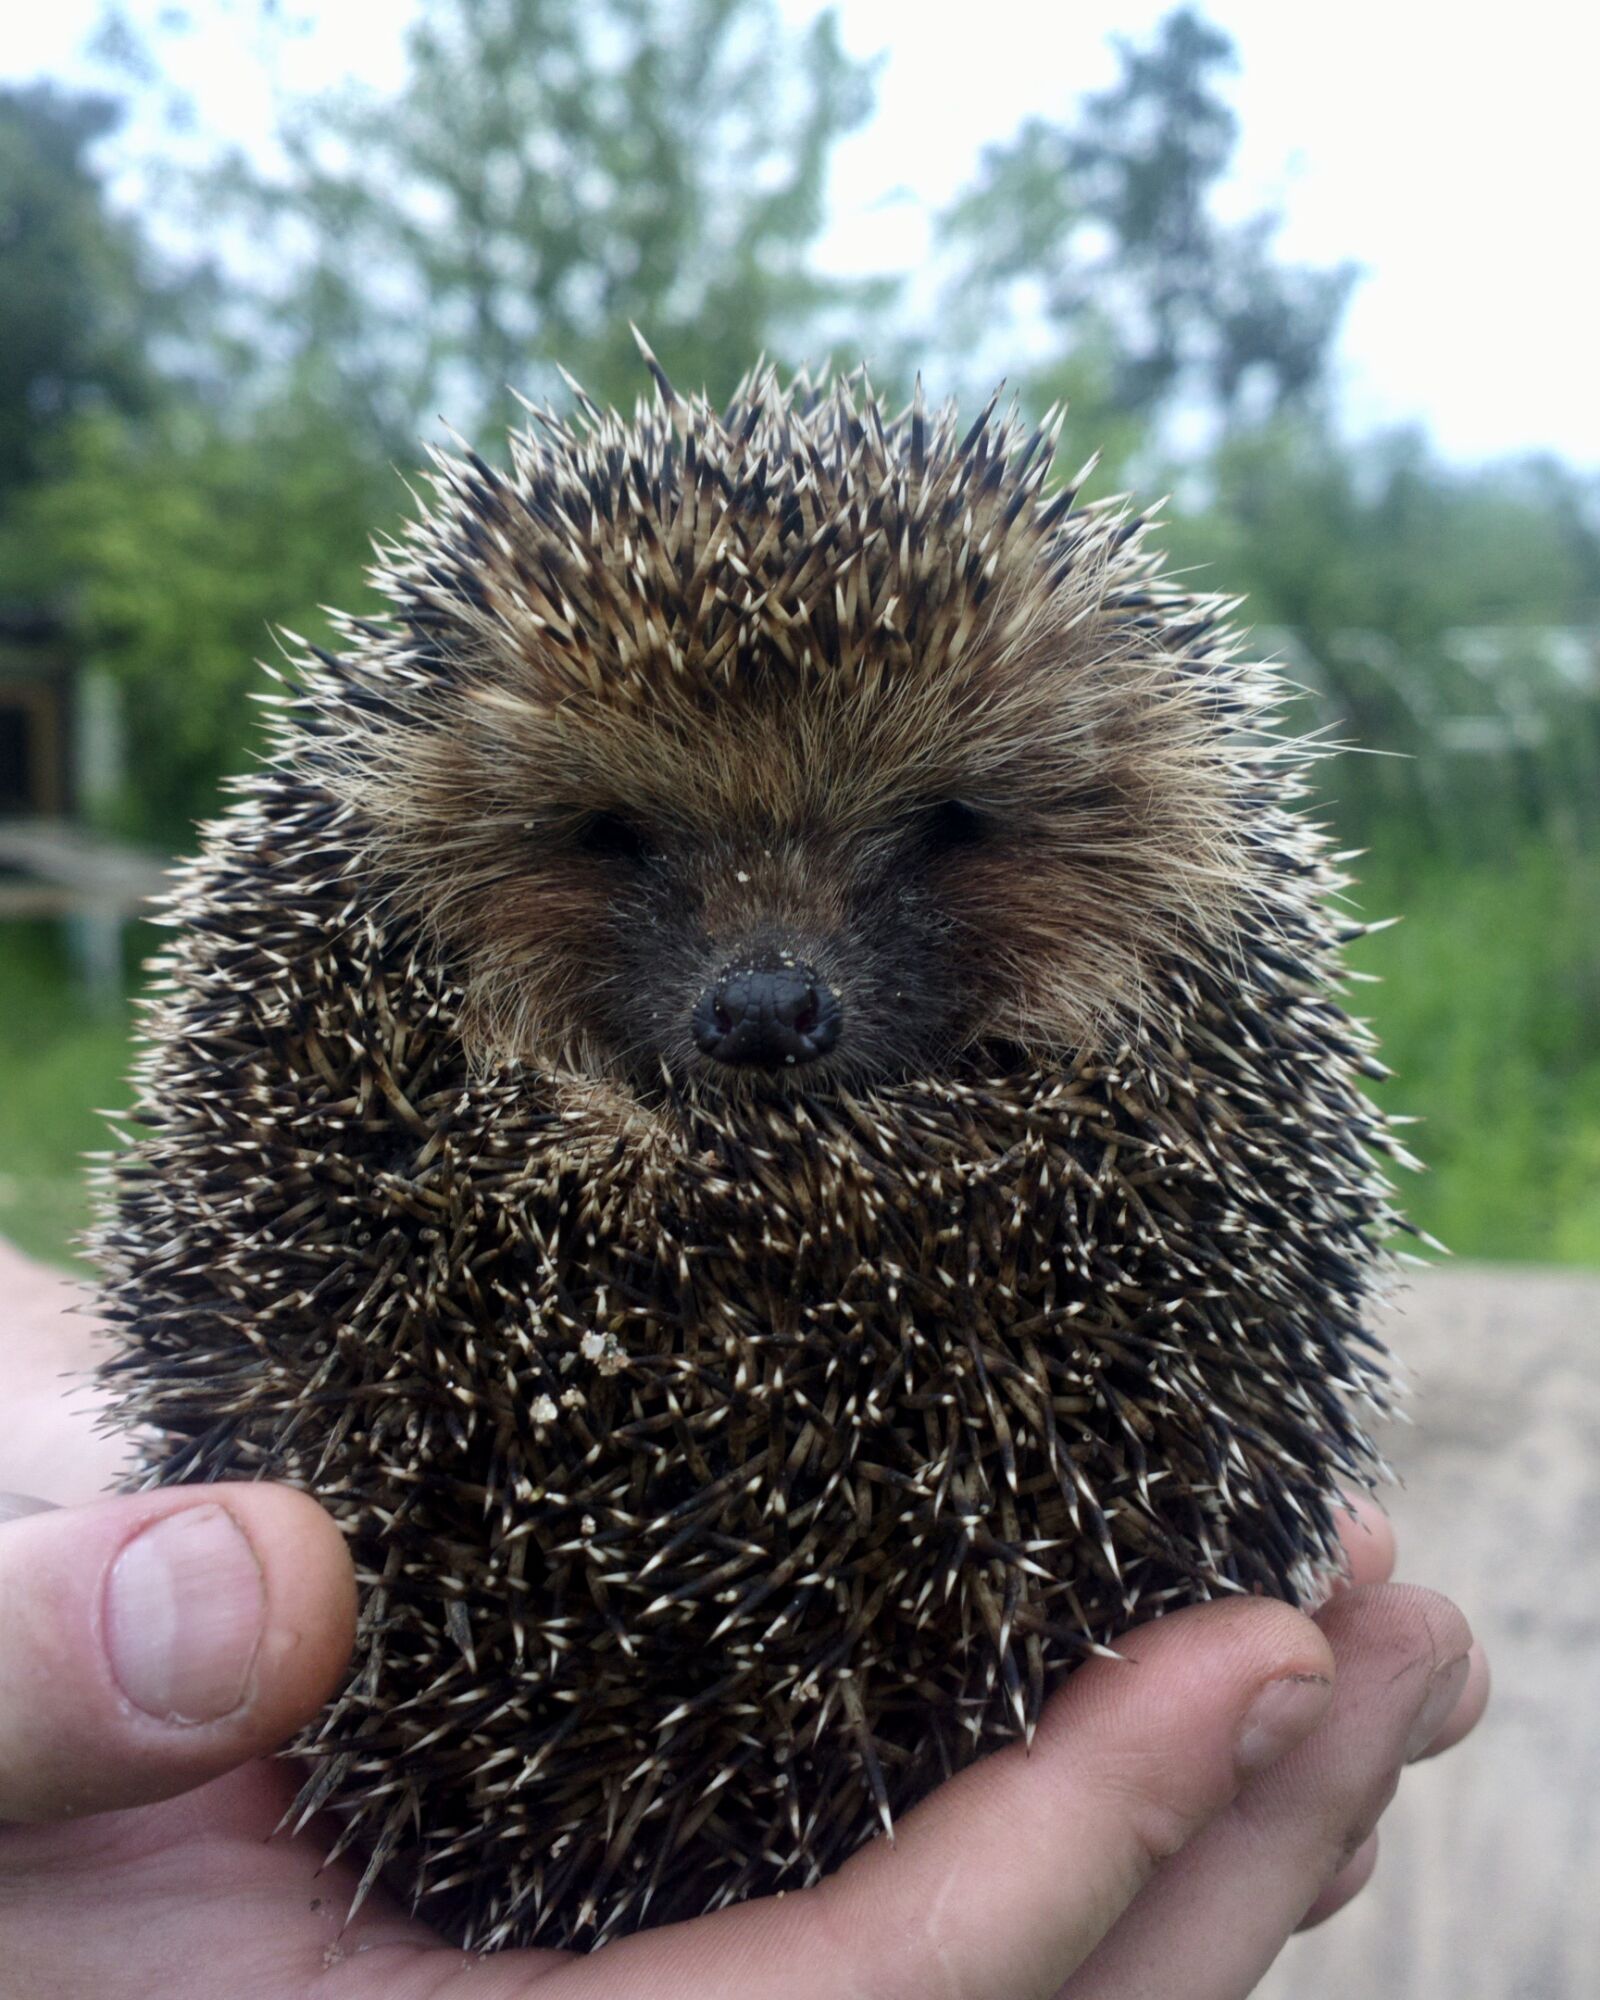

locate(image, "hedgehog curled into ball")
(97, 351), (1409, 1952)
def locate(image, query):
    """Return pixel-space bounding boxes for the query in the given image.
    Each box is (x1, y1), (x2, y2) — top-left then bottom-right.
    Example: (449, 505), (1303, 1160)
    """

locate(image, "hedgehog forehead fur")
(99, 351), (1411, 1954)
(327, 364), (1268, 1091)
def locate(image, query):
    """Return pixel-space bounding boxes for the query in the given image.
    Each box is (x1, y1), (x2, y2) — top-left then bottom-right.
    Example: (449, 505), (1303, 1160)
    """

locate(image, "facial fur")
(324, 368), (1271, 1097)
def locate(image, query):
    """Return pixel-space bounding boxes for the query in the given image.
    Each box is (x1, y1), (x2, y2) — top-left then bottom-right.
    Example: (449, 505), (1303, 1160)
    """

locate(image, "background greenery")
(2, 2), (1596, 1267)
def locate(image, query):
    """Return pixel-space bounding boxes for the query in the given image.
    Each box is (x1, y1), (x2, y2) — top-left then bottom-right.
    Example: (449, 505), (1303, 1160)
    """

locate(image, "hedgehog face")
(473, 722), (994, 1091)
(519, 788), (974, 1090)
(334, 379), (1256, 1098)
(347, 657), (1241, 1098)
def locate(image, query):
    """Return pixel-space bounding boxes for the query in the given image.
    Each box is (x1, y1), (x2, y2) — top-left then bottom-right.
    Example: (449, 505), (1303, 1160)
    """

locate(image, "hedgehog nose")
(691, 962), (842, 1068)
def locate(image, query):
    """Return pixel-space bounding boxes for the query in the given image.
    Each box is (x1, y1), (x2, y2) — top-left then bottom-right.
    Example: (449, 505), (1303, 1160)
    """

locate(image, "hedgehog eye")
(916, 799), (990, 855)
(575, 810), (656, 864)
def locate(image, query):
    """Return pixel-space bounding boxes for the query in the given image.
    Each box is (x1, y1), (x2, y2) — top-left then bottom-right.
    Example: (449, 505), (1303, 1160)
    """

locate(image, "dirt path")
(1258, 1264), (1600, 2000)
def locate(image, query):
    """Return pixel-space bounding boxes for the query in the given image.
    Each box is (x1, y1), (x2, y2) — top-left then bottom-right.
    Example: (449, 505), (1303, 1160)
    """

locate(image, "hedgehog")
(96, 349), (1411, 1953)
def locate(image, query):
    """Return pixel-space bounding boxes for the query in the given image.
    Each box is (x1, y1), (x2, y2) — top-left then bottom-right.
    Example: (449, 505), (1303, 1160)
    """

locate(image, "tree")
(0, 84), (154, 539)
(1176, 421), (1600, 648)
(202, 0), (884, 442)
(939, 8), (1357, 433)
(26, 395), (393, 847)
(0, 72), (386, 846)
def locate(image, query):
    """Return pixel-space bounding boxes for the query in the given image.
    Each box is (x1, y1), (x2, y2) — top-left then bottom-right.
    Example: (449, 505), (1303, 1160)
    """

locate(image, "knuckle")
(1124, 1791), (1203, 1870)
(1296, 1833), (1380, 1932)
(1326, 1756), (1404, 1858)
(1265, 1755), (1402, 1886)
(1097, 1756), (1212, 1873)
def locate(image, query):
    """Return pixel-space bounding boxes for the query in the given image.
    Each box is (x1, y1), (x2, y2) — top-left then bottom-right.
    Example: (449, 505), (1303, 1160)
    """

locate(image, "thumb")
(0, 1484), (356, 1822)
(576, 1597), (1337, 2000)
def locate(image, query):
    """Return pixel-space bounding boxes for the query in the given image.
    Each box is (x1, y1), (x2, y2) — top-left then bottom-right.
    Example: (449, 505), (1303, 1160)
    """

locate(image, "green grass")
(0, 921), (151, 1268)
(1347, 844), (1600, 1266)
(3, 845), (1598, 1271)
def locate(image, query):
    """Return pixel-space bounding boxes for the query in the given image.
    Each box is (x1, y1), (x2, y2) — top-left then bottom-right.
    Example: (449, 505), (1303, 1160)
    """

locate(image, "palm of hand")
(6, 1762), (481, 1999)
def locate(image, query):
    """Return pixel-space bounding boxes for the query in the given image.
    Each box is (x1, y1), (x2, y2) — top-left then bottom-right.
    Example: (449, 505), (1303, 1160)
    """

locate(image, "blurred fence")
(1265, 624), (1600, 863)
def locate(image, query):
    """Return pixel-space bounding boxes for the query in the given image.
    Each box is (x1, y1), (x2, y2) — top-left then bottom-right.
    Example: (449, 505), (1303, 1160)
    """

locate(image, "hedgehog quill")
(97, 351), (1413, 1951)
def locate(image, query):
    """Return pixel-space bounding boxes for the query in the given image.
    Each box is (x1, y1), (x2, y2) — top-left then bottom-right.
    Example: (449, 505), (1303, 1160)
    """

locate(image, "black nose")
(692, 961), (842, 1069)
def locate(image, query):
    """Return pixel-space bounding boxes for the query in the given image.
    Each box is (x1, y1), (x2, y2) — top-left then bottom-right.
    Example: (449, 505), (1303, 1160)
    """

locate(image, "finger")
(1330, 1492), (1395, 1591)
(0, 1483), (356, 1821)
(1296, 1829), (1379, 1931)
(534, 1597), (1335, 2000)
(1325, 1514), (1489, 1758)
(1061, 1583), (1473, 2000)
(1410, 1637), (1489, 1761)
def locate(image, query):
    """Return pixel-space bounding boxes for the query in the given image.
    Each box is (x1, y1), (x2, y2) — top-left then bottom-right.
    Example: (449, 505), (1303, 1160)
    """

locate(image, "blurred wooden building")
(0, 603), (166, 999)
(0, 603), (74, 819)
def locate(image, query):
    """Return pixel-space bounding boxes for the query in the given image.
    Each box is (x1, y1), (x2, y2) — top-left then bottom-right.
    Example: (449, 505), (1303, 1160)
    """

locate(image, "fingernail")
(105, 1506), (266, 1724)
(1404, 1653), (1471, 1763)
(1235, 1672), (1335, 1776)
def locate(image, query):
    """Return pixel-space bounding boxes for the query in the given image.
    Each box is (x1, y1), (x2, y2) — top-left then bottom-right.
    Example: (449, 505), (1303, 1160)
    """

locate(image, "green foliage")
(207, 0), (885, 438)
(1161, 422), (1600, 861)
(0, 82), (154, 526)
(22, 394), (394, 846)
(938, 7), (1357, 427)
(1170, 421), (1600, 644)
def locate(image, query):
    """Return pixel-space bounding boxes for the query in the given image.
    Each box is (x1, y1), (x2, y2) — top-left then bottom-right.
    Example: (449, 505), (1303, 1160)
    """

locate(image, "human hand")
(0, 1241), (1488, 2000)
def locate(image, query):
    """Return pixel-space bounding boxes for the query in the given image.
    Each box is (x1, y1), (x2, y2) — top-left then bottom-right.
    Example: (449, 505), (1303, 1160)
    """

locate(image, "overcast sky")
(6, 1), (1595, 467)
